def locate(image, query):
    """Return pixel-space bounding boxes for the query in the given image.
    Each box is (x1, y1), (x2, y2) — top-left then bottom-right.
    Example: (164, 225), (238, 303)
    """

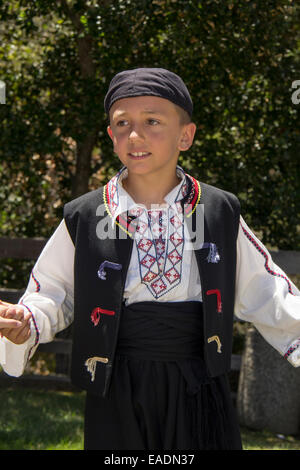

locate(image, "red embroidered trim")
(284, 339), (300, 360)
(183, 175), (200, 216)
(104, 170), (201, 226)
(31, 271), (40, 292)
(116, 213), (136, 235)
(240, 223), (294, 295)
(91, 307), (115, 326)
(206, 289), (222, 313)
(20, 301), (39, 347)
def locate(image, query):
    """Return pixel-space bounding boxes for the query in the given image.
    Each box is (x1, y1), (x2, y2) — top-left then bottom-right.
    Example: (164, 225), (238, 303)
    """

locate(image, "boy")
(0, 68), (300, 450)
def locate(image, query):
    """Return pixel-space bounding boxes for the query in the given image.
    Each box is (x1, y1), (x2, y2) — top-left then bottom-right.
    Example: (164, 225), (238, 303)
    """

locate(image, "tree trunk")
(72, 132), (97, 199)
(59, 0), (98, 199)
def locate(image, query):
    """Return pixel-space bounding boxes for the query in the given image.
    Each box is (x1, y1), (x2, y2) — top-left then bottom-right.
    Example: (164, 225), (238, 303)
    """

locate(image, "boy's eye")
(147, 118), (160, 126)
(116, 120), (129, 127)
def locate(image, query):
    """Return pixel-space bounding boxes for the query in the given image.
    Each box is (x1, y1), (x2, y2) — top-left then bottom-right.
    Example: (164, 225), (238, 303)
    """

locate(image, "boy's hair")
(176, 105), (192, 125)
(104, 67), (193, 119)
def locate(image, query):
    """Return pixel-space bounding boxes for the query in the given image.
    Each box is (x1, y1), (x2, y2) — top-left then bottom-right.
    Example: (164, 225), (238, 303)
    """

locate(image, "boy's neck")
(122, 170), (181, 209)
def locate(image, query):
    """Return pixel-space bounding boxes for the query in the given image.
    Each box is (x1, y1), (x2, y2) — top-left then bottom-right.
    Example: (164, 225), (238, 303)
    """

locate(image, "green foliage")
(0, 0), (299, 252)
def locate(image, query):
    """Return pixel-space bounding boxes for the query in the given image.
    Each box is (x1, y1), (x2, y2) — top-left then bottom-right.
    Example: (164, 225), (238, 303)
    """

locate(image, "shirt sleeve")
(234, 216), (300, 367)
(0, 219), (74, 377)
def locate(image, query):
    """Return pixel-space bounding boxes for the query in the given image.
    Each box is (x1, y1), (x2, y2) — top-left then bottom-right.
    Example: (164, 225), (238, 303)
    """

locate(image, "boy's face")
(107, 96), (196, 179)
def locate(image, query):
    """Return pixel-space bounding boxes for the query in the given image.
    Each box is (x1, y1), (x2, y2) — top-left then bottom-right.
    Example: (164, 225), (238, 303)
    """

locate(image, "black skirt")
(84, 301), (242, 450)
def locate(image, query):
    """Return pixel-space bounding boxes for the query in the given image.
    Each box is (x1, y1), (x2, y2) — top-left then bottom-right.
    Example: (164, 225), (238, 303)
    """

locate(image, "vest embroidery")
(85, 356), (109, 382)
(206, 289), (222, 313)
(199, 243), (220, 264)
(207, 335), (222, 354)
(91, 307), (116, 326)
(97, 261), (122, 280)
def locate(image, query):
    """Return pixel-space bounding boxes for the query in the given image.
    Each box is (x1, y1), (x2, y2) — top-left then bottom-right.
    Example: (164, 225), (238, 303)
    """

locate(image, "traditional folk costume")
(1, 69), (300, 450)
(1, 165), (300, 450)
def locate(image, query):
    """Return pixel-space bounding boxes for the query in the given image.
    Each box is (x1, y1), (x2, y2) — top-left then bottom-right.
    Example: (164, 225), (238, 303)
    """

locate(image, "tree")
(0, 0), (299, 251)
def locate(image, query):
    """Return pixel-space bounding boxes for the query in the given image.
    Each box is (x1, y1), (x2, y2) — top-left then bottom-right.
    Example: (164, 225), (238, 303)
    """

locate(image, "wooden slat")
(0, 237), (47, 259)
(38, 338), (72, 355)
(270, 250), (300, 275)
(0, 288), (24, 303)
(0, 371), (79, 391)
(0, 237), (298, 274)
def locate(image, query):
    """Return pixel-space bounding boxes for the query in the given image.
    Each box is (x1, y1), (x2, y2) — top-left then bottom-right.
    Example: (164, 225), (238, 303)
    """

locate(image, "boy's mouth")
(128, 152), (151, 160)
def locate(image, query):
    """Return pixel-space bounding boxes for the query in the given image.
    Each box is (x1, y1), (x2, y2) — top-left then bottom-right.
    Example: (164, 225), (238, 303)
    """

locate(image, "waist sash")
(117, 301), (204, 361)
(115, 300), (239, 449)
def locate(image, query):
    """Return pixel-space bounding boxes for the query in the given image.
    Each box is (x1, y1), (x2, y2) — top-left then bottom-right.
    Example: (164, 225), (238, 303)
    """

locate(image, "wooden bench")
(0, 236), (299, 389)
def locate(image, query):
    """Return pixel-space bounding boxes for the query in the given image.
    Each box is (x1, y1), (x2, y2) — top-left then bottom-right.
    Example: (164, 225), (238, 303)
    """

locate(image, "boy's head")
(104, 68), (196, 178)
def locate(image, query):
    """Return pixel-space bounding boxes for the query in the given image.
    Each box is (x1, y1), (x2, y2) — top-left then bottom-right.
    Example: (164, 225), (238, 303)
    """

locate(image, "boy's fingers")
(0, 318), (22, 329)
(0, 300), (12, 307)
(10, 322), (31, 344)
(0, 303), (32, 343)
(23, 311), (32, 322)
(5, 307), (26, 321)
(1, 318), (31, 343)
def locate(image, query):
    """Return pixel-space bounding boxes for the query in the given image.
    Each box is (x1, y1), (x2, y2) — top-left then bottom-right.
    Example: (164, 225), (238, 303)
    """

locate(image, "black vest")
(64, 177), (240, 397)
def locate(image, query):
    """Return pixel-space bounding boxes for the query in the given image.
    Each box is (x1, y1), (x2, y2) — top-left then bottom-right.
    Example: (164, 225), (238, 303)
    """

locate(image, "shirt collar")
(110, 166), (188, 224)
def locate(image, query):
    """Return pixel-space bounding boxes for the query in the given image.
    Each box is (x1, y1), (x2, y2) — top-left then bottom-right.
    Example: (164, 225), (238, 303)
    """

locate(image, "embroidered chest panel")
(103, 167), (201, 299)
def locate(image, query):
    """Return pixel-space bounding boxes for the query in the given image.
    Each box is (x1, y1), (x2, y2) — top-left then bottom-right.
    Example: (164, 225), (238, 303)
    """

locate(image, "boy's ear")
(107, 125), (114, 141)
(178, 122), (196, 151)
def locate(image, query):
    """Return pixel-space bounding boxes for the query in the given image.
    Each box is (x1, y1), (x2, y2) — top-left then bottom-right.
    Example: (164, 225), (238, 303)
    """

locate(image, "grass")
(241, 428), (300, 450)
(1, 387), (300, 450)
(0, 388), (85, 450)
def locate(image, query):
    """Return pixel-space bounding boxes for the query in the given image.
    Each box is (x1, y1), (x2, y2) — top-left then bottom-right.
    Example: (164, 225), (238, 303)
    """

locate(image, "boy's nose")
(128, 126), (144, 141)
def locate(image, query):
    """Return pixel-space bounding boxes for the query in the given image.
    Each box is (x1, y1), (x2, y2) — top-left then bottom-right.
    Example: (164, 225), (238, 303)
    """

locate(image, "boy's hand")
(0, 300), (32, 344)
